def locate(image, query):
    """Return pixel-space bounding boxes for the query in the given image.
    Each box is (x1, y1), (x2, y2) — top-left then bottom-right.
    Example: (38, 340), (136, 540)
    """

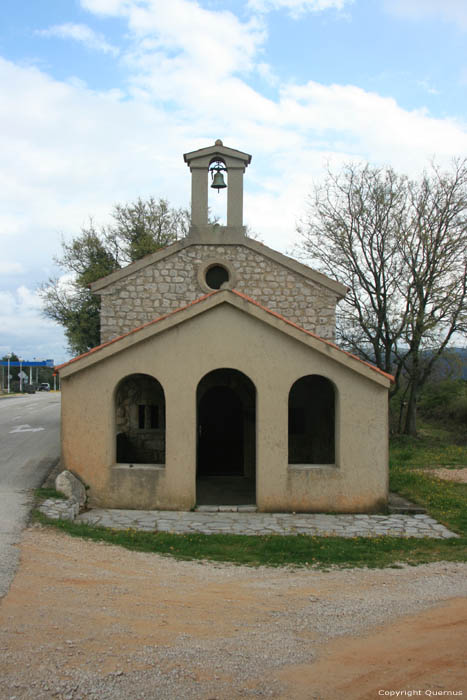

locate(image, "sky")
(0, 0), (466, 364)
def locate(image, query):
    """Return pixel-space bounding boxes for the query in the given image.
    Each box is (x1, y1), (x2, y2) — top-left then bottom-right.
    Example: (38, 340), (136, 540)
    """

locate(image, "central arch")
(196, 368), (256, 506)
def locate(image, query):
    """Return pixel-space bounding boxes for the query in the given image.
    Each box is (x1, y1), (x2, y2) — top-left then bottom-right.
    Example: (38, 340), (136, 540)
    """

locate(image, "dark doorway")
(198, 386), (243, 476)
(196, 369), (256, 505)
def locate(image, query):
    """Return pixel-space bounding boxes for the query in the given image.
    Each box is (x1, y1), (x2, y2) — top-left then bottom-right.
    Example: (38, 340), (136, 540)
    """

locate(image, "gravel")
(0, 527), (466, 699)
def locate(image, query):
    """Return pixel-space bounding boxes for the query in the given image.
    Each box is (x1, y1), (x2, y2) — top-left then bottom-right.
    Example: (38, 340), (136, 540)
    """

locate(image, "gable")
(90, 237), (348, 345)
(57, 289), (393, 389)
(90, 235), (346, 298)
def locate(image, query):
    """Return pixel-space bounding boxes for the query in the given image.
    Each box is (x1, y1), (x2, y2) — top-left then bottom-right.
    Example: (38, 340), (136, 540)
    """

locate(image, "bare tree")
(298, 159), (467, 435)
(397, 161), (467, 434)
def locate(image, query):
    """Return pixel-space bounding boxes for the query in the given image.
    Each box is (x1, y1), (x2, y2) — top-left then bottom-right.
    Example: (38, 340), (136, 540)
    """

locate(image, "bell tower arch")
(183, 139), (252, 243)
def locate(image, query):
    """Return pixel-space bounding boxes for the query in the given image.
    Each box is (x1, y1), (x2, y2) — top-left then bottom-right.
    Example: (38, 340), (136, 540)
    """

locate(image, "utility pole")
(7, 353), (11, 394)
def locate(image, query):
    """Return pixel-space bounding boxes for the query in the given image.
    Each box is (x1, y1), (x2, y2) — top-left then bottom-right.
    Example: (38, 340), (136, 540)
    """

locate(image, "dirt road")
(1, 526), (466, 699)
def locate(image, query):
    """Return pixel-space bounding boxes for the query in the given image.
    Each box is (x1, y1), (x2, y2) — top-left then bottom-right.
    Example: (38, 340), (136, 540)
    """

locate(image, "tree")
(298, 159), (467, 435)
(111, 197), (189, 262)
(40, 197), (189, 356)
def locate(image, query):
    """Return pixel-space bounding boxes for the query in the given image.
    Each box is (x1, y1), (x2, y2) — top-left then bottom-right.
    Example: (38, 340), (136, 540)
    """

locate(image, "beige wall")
(61, 303), (389, 513)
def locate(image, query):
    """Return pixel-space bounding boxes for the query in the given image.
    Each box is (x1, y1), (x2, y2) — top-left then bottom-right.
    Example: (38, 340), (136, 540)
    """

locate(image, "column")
(191, 167), (208, 227)
(227, 168), (244, 227)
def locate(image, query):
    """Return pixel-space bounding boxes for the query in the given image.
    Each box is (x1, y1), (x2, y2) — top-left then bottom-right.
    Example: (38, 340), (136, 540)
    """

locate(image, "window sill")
(288, 464), (338, 471)
(113, 463), (165, 471)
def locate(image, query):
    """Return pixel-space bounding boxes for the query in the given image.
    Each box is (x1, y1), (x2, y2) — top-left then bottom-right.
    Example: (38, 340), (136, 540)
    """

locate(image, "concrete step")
(195, 505), (258, 513)
(388, 492), (427, 515)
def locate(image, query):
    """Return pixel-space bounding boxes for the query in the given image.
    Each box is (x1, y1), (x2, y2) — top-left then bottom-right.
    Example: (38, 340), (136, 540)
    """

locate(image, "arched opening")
(208, 157), (227, 225)
(197, 368), (256, 505)
(288, 375), (335, 464)
(115, 373), (165, 464)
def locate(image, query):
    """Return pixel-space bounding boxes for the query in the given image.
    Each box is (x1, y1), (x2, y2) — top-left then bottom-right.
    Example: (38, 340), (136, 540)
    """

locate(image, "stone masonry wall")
(98, 244), (338, 343)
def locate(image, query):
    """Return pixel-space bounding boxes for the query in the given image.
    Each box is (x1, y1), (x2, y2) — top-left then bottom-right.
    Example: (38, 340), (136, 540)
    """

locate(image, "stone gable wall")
(99, 244), (338, 343)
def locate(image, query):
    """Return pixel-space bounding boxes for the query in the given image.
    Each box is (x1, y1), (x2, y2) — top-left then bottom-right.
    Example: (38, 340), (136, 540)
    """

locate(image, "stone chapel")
(57, 140), (393, 513)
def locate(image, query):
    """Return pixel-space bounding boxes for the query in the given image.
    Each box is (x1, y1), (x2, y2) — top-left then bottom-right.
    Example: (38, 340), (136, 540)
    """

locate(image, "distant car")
(38, 383), (50, 392)
(25, 385), (36, 394)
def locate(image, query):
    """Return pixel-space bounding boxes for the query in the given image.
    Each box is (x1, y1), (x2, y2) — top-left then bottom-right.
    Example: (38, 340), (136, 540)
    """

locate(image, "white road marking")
(9, 424), (45, 434)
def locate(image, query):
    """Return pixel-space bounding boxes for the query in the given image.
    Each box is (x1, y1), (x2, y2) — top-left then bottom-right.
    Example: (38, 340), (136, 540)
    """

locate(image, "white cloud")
(38, 23), (119, 55)
(417, 79), (440, 96)
(0, 286), (65, 360)
(247, 0), (352, 17)
(2, 0), (467, 361)
(384, 0), (467, 30)
(80, 0), (129, 14)
(0, 262), (24, 275)
(0, 278), (77, 362)
(124, 0), (265, 80)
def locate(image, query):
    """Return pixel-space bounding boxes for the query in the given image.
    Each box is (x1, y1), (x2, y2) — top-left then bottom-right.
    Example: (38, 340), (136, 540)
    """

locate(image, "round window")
(205, 264), (229, 290)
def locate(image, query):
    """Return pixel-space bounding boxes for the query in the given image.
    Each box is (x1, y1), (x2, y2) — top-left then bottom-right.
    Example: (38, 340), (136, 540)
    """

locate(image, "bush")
(418, 380), (466, 425)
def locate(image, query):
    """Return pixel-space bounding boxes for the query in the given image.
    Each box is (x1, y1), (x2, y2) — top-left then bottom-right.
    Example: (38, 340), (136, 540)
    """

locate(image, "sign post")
(6, 354), (11, 394)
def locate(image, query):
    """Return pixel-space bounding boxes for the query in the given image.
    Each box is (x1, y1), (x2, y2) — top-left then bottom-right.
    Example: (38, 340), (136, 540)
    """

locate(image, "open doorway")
(196, 368), (256, 505)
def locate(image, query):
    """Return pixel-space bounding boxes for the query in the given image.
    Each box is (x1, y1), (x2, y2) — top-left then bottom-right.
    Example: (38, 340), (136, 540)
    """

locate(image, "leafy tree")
(40, 198), (188, 356)
(298, 160), (467, 435)
(111, 197), (189, 262)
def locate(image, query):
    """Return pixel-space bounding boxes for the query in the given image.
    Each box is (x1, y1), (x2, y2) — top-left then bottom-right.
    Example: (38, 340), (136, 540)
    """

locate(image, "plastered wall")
(61, 303), (389, 513)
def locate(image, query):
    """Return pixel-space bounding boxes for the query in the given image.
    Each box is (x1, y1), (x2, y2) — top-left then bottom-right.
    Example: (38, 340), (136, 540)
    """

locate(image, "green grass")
(32, 509), (467, 569)
(390, 466), (467, 534)
(33, 418), (467, 569)
(35, 487), (67, 500)
(390, 419), (467, 469)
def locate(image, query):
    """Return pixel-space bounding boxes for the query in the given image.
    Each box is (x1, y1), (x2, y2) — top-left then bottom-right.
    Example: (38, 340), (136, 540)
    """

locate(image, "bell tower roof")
(183, 140), (252, 167)
(183, 139), (252, 243)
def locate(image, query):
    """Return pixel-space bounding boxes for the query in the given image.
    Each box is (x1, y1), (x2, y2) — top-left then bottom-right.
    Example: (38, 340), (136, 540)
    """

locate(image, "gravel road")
(0, 526), (466, 699)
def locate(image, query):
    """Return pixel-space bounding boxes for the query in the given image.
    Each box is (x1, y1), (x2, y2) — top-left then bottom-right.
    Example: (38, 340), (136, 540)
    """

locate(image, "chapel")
(57, 140), (392, 512)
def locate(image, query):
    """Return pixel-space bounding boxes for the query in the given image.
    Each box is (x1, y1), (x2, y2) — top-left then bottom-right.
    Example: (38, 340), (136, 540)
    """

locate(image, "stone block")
(55, 470), (87, 506)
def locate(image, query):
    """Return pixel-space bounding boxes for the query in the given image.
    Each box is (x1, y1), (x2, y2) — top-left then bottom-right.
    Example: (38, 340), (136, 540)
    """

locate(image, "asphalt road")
(0, 392), (61, 597)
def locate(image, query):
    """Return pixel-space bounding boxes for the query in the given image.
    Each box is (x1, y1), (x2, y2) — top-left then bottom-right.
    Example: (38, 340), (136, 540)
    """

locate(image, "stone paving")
(39, 499), (459, 538)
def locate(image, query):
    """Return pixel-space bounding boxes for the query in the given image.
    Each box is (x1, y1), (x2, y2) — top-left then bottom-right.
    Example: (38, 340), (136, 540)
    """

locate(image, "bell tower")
(183, 139), (252, 243)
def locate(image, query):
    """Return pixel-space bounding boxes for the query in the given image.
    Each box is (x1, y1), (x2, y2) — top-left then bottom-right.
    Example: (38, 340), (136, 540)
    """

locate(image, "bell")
(211, 170), (227, 191)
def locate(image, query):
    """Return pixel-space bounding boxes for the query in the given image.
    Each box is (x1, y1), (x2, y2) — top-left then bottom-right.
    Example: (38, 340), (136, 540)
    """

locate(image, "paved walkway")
(39, 499), (459, 538)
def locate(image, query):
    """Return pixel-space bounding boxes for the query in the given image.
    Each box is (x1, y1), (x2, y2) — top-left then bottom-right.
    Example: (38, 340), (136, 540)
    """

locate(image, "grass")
(389, 419), (467, 536)
(390, 419), (467, 469)
(32, 509), (466, 569)
(35, 487), (67, 500)
(33, 418), (467, 570)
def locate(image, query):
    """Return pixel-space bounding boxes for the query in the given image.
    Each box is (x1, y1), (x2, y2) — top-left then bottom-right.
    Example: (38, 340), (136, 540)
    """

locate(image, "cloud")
(384, 0), (467, 30)
(247, 0), (352, 17)
(80, 0), (129, 14)
(38, 23), (120, 55)
(0, 262), (25, 275)
(0, 286), (66, 361)
(122, 0), (265, 80)
(417, 80), (440, 96)
(1, 0), (467, 361)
